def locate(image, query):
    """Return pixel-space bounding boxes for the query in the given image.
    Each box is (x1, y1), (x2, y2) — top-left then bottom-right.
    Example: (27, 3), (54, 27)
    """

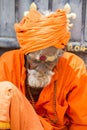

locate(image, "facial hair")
(27, 69), (54, 88)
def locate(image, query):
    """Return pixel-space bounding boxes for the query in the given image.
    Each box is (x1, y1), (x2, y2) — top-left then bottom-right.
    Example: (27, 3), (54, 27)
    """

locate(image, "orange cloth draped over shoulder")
(14, 8), (70, 54)
(0, 50), (87, 130)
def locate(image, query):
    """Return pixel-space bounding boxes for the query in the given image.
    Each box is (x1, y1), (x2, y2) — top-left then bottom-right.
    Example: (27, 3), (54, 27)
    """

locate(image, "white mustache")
(28, 69), (54, 76)
(27, 69), (54, 88)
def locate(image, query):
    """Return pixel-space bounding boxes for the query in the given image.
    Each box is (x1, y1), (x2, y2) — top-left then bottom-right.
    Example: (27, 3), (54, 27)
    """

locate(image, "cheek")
(48, 64), (56, 70)
(43, 63), (55, 71)
(46, 60), (58, 70)
(28, 60), (39, 69)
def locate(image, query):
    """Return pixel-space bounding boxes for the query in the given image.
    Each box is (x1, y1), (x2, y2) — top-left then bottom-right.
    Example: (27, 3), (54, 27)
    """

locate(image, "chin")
(27, 69), (54, 88)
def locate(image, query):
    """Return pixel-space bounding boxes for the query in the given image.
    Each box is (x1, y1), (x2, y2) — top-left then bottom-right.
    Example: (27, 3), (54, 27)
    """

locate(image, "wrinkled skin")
(26, 46), (64, 74)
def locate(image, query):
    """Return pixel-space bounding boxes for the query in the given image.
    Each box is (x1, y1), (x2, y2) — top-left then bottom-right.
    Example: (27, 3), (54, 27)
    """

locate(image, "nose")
(36, 64), (47, 74)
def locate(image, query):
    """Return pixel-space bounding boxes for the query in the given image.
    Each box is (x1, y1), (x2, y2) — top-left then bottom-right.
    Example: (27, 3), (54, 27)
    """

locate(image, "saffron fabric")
(0, 81), (44, 130)
(0, 50), (87, 130)
(0, 122), (10, 129)
(14, 9), (70, 54)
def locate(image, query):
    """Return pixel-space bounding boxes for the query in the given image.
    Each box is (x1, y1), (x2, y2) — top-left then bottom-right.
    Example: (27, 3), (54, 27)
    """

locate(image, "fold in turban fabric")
(14, 8), (70, 54)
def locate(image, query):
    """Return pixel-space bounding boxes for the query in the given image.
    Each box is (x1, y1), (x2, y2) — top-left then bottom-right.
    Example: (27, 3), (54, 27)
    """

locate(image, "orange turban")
(14, 7), (70, 54)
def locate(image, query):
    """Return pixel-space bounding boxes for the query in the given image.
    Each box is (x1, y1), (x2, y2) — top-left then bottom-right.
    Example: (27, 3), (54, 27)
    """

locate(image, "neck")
(26, 84), (44, 102)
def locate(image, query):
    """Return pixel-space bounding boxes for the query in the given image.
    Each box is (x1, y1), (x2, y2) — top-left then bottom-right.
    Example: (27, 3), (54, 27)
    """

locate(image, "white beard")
(27, 69), (54, 88)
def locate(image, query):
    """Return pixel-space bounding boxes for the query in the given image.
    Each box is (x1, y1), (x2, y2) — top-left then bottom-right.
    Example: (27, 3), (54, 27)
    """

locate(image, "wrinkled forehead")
(28, 46), (60, 57)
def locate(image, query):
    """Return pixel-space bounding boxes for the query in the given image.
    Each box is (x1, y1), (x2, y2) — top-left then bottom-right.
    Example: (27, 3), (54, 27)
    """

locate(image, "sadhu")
(0, 3), (87, 130)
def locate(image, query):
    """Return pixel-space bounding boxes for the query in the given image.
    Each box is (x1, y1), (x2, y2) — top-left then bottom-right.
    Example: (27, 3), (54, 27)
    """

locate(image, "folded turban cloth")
(14, 7), (70, 54)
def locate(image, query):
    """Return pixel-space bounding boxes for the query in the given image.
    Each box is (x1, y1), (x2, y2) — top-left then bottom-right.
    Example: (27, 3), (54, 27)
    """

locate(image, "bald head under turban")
(14, 8), (70, 54)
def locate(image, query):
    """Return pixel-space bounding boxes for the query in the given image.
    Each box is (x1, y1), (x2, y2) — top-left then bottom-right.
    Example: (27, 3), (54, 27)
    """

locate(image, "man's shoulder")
(61, 52), (85, 69)
(0, 49), (24, 64)
(56, 52), (86, 76)
(1, 49), (21, 56)
(63, 52), (84, 63)
(0, 49), (23, 59)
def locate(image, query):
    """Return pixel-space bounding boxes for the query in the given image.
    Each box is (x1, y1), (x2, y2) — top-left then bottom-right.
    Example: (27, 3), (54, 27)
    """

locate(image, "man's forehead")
(29, 46), (59, 56)
(26, 46), (64, 62)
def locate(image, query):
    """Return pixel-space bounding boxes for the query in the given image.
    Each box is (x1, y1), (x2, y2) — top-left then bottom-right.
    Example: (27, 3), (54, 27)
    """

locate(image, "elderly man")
(0, 3), (87, 130)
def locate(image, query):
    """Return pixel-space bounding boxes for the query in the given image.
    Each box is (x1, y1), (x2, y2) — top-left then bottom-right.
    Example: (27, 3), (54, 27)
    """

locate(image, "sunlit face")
(26, 46), (64, 87)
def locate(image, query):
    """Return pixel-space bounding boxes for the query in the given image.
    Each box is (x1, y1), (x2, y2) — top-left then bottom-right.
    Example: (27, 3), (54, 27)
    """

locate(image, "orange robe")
(0, 49), (87, 130)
